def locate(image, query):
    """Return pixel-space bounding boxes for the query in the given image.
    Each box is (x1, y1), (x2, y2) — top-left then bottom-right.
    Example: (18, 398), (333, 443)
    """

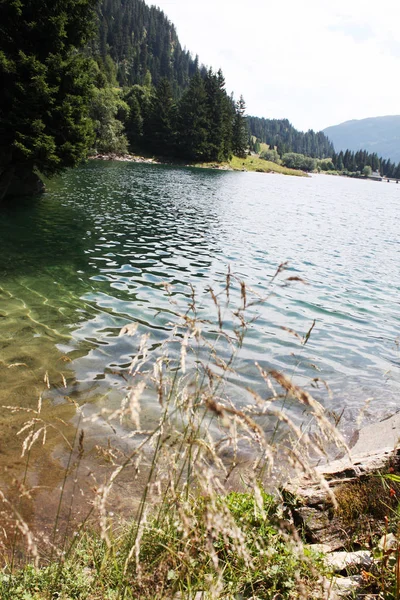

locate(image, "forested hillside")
(323, 116), (400, 163)
(94, 0), (199, 93)
(85, 0), (248, 163)
(4, 0), (400, 202)
(248, 117), (334, 158)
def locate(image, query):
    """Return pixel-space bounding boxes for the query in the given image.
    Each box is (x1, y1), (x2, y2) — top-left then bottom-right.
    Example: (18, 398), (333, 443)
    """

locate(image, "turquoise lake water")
(1, 161), (399, 450)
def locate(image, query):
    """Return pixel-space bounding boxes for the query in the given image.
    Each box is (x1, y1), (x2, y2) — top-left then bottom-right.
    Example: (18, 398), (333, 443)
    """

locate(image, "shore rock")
(284, 412), (400, 550)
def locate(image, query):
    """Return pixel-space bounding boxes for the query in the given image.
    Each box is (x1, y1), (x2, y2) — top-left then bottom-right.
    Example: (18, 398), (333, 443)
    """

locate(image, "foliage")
(247, 117), (334, 159)
(93, 0), (199, 93)
(90, 87), (129, 155)
(0, 491), (327, 600)
(260, 148), (281, 164)
(229, 155), (308, 176)
(317, 158), (335, 171)
(282, 153), (317, 172)
(0, 0), (98, 197)
(330, 148), (400, 178)
(363, 164), (372, 177)
(232, 95), (248, 158)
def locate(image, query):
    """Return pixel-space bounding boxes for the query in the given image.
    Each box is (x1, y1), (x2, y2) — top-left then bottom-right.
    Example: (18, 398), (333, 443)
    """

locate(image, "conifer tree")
(146, 79), (176, 155)
(0, 0), (98, 200)
(204, 68), (223, 161)
(177, 73), (209, 160)
(217, 70), (235, 161)
(232, 96), (248, 158)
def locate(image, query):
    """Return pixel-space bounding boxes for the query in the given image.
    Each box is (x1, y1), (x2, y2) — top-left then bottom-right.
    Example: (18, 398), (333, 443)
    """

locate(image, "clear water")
(1, 161), (400, 490)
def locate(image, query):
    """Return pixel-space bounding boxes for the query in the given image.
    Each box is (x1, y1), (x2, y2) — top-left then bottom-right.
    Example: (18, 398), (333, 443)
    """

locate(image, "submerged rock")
(0, 167), (45, 200)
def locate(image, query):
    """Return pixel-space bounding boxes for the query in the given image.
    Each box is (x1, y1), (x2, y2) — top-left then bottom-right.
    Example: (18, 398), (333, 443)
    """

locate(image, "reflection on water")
(1, 161), (400, 532)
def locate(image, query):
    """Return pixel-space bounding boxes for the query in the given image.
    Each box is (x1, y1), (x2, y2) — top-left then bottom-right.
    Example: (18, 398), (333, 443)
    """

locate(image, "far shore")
(89, 152), (309, 177)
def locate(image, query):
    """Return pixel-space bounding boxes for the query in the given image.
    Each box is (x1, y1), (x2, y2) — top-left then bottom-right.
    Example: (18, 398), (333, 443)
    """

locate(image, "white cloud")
(152, 0), (400, 131)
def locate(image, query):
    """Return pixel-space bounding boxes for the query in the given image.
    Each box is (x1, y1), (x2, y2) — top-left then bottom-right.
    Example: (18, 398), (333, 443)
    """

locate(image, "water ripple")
(0, 162), (399, 428)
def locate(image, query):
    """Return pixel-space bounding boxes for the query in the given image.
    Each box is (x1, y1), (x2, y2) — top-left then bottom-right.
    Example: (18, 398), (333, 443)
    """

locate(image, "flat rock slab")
(288, 412), (400, 501)
(331, 575), (363, 598)
(322, 411), (400, 479)
(323, 550), (372, 573)
(284, 412), (400, 550)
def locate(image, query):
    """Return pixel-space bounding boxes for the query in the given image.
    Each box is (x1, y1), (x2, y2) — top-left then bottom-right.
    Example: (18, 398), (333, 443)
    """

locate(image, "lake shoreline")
(88, 152), (234, 170)
(88, 152), (308, 176)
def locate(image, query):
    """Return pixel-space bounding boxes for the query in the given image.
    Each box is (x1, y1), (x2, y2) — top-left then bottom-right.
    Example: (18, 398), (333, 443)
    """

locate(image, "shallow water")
(1, 162), (399, 530)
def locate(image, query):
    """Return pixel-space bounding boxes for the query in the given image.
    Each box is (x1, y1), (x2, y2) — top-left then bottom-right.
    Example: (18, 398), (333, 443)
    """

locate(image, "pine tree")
(246, 116), (334, 158)
(177, 73), (209, 160)
(0, 0), (98, 200)
(146, 78), (176, 155)
(202, 68), (233, 162)
(124, 88), (145, 150)
(232, 95), (248, 158)
(218, 70), (235, 161)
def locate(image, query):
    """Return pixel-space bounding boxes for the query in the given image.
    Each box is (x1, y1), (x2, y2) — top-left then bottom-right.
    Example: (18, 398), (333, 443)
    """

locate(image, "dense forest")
(247, 117), (334, 159)
(94, 0), (199, 93)
(330, 149), (400, 178)
(88, 0), (248, 162)
(2, 0), (400, 201)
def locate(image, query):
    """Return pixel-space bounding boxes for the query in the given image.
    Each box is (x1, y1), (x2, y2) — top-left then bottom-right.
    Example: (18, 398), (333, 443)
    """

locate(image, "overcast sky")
(152, 0), (400, 132)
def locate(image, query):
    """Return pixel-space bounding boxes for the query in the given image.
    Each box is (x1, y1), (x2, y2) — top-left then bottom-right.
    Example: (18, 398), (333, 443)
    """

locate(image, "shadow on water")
(0, 162), (234, 542)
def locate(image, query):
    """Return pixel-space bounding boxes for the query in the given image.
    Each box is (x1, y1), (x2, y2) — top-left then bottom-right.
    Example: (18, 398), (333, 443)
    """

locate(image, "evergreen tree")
(337, 151), (345, 171)
(247, 116), (334, 159)
(202, 68), (234, 161)
(217, 70), (235, 160)
(176, 73), (209, 160)
(124, 88), (145, 150)
(95, 0), (197, 92)
(145, 78), (176, 155)
(203, 68), (222, 161)
(0, 0), (98, 200)
(232, 96), (248, 158)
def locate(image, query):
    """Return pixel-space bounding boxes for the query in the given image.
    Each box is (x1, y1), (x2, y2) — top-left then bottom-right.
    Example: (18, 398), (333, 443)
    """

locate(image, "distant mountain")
(323, 116), (400, 163)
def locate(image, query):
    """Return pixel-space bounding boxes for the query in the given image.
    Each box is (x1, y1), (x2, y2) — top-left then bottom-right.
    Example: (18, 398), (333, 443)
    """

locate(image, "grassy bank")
(4, 469), (400, 599)
(91, 152), (308, 177)
(193, 155), (308, 176)
(0, 490), (327, 599)
(229, 155), (308, 176)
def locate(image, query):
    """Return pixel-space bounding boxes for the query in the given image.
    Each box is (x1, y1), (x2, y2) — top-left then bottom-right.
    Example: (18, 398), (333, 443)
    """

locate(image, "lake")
(0, 161), (399, 529)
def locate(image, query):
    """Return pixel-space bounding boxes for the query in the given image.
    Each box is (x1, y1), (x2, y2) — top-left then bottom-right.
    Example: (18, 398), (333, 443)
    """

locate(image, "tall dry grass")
(0, 266), (349, 598)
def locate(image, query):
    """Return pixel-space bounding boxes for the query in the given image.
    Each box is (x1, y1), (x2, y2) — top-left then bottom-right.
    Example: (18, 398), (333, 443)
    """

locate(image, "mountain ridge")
(323, 115), (400, 163)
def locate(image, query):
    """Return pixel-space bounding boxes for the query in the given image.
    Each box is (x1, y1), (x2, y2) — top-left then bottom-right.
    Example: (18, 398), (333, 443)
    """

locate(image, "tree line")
(94, 0), (198, 93)
(330, 149), (400, 178)
(3, 0), (400, 201)
(0, 0), (248, 200)
(247, 117), (334, 159)
(91, 64), (248, 161)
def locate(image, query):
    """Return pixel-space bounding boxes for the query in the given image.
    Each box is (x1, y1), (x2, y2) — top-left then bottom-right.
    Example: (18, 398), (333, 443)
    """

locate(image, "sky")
(151, 0), (400, 132)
